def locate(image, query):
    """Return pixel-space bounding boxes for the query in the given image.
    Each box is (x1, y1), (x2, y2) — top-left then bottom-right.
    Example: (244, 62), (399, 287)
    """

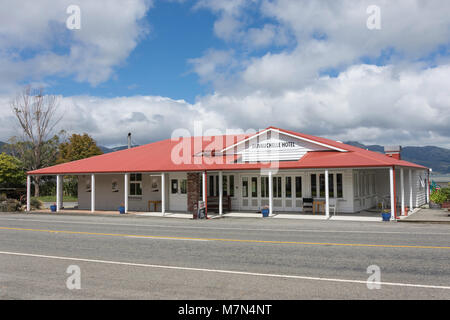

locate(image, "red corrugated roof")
(28, 127), (427, 175)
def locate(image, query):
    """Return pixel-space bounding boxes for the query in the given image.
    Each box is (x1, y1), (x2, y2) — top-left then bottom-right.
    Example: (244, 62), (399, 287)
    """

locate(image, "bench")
(206, 196), (232, 213)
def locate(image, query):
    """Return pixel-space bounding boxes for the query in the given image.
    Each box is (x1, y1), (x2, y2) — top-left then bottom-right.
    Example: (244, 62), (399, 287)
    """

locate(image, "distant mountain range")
(344, 141), (450, 174)
(2, 140), (449, 174)
(99, 145), (137, 153)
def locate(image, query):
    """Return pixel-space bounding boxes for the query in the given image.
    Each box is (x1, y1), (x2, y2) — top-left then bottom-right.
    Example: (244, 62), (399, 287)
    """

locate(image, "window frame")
(129, 173), (142, 196)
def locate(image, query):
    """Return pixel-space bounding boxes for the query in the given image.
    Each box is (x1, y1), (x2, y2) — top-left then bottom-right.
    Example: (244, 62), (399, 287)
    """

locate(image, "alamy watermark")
(367, 5), (381, 30)
(66, 265), (81, 290)
(66, 5), (81, 30)
(366, 265), (381, 289)
(170, 122), (284, 174)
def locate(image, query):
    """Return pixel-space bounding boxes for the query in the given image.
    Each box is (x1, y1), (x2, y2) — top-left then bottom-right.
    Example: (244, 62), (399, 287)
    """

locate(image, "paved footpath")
(0, 213), (449, 299)
(401, 208), (450, 224)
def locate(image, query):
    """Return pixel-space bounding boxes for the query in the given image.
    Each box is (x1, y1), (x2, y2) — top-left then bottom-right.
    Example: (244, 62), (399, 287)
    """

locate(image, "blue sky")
(1, 0), (449, 148)
(43, 1), (215, 102)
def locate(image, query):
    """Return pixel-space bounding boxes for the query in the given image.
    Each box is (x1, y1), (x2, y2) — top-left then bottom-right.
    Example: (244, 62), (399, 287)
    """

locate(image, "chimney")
(384, 145), (402, 160)
(127, 132), (131, 149)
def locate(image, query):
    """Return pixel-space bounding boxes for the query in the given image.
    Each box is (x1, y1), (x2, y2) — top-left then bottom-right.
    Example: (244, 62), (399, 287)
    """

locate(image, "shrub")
(0, 198), (22, 212)
(430, 189), (447, 204)
(30, 198), (43, 210)
(440, 187), (450, 201)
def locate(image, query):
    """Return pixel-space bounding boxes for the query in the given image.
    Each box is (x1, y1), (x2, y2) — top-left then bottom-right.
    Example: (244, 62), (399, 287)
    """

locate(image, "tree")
(0, 153), (26, 188)
(57, 133), (103, 164)
(56, 133), (103, 197)
(10, 86), (62, 197)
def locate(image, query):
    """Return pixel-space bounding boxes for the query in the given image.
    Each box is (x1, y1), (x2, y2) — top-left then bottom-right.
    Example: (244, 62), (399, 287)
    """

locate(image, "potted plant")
(50, 203), (57, 212)
(261, 205), (270, 218)
(441, 188), (450, 209)
(118, 203), (125, 214)
(430, 189), (447, 209)
(381, 209), (391, 221)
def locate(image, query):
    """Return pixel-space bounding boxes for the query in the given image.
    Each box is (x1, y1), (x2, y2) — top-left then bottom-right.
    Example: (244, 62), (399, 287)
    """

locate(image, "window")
(273, 176), (282, 198)
(337, 174), (343, 198)
(112, 179), (119, 192)
(261, 176), (269, 198)
(209, 176), (215, 196)
(311, 174), (317, 197)
(229, 175), (235, 197)
(251, 177), (258, 198)
(130, 173), (142, 196)
(180, 179), (187, 194)
(285, 177), (292, 198)
(295, 177), (302, 198)
(371, 174), (375, 195)
(329, 174), (334, 198)
(360, 174), (364, 196)
(354, 173), (359, 197)
(171, 179), (178, 194)
(223, 175), (228, 196)
(242, 177), (248, 198)
(199, 175), (203, 198)
(216, 176), (219, 196)
(319, 174), (325, 197)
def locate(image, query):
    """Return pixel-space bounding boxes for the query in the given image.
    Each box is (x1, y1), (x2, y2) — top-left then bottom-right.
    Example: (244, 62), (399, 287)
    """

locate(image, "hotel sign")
(251, 141), (296, 149)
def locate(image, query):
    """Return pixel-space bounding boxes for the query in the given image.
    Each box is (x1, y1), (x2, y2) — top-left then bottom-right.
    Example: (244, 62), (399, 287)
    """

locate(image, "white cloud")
(1, 0), (449, 150)
(2, 63), (448, 148)
(0, 0), (152, 90)
(192, 0), (450, 93)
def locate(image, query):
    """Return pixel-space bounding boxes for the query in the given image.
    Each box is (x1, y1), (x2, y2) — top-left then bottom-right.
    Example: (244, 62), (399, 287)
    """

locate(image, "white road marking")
(0, 217), (447, 236)
(126, 235), (209, 241)
(0, 250), (449, 290)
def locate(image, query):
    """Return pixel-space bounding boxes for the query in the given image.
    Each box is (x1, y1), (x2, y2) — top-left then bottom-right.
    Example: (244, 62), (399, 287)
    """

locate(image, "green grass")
(33, 195), (78, 202)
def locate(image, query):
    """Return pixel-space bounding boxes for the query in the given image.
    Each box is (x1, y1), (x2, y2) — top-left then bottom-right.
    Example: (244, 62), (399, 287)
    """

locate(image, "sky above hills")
(0, 0), (449, 148)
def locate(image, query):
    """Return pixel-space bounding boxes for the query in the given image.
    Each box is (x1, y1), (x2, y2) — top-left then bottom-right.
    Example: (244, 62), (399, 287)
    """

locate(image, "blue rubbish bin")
(261, 208), (270, 217)
(119, 206), (125, 214)
(382, 212), (391, 221)
(50, 204), (57, 212)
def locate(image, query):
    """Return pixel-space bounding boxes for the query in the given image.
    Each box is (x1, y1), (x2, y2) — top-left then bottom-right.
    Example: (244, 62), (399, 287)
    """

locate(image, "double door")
(240, 174), (303, 212)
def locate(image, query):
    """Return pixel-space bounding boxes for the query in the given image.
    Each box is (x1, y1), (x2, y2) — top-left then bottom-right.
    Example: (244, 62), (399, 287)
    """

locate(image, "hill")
(344, 141), (450, 174)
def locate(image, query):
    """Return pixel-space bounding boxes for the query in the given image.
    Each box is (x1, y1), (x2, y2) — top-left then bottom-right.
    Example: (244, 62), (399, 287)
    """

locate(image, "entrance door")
(241, 176), (259, 210)
(169, 173), (187, 211)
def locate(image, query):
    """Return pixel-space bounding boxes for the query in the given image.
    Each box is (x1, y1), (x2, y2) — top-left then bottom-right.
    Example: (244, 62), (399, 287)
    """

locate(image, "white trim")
(202, 172), (206, 203)
(91, 174), (95, 213)
(325, 169), (329, 218)
(26, 176), (31, 211)
(268, 171), (273, 215)
(161, 173), (166, 215)
(56, 175), (62, 212)
(409, 169), (413, 214)
(389, 168), (395, 220)
(400, 168), (405, 216)
(124, 174), (129, 213)
(219, 171), (223, 216)
(220, 128), (348, 154)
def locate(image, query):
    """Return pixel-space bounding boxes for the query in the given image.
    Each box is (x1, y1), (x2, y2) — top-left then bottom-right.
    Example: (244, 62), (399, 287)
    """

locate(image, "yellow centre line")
(1, 226), (449, 250)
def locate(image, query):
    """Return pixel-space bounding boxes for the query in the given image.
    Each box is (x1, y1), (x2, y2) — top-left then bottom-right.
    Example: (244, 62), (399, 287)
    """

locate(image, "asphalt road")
(0, 212), (449, 300)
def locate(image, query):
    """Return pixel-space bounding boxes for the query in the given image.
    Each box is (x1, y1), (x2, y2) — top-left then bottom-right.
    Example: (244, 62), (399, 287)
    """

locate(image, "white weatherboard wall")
(237, 132), (331, 162)
(77, 174), (167, 212)
(371, 168), (428, 211)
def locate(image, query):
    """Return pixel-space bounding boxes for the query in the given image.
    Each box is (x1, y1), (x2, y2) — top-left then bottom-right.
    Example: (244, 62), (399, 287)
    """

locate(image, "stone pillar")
(187, 173), (201, 214)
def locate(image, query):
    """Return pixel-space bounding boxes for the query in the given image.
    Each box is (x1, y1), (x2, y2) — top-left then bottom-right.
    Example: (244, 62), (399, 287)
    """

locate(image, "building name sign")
(251, 141), (296, 149)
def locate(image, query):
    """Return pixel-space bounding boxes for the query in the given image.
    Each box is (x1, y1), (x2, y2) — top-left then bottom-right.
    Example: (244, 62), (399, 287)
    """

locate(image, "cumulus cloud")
(2, 63), (449, 148)
(0, 0), (151, 91)
(1, 0), (449, 150)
